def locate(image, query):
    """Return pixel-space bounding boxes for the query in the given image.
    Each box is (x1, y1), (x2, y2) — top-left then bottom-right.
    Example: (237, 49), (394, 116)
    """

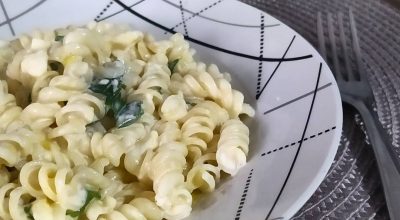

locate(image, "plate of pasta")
(0, 0), (342, 220)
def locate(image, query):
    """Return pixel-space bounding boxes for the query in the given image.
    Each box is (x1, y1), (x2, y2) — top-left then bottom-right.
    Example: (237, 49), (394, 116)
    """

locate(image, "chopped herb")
(89, 77), (122, 95)
(66, 210), (80, 218)
(24, 205), (34, 220)
(168, 59), (179, 73)
(89, 62), (143, 128)
(110, 54), (118, 61)
(55, 35), (64, 42)
(116, 100), (144, 128)
(111, 96), (126, 116)
(48, 60), (64, 74)
(66, 189), (101, 218)
(186, 101), (197, 107)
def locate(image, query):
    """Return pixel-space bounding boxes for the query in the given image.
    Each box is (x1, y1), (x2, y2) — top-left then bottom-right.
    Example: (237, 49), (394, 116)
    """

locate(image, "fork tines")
(317, 10), (363, 81)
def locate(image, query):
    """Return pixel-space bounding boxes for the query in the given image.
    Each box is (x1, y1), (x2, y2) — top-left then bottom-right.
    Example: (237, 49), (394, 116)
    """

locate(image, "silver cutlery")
(317, 9), (400, 220)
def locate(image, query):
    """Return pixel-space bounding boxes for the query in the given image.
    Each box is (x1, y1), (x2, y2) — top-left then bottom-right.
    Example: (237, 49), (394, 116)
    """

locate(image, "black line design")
(166, 0), (223, 34)
(235, 169), (254, 220)
(98, 0), (279, 28)
(178, 0), (188, 36)
(256, 35), (296, 100)
(0, 0), (46, 28)
(256, 14), (265, 94)
(162, 0), (280, 29)
(96, 0), (146, 22)
(0, 0), (15, 35)
(112, 0), (313, 62)
(95, 1), (114, 21)
(264, 63), (323, 220)
(260, 126), (336, 156)
(263, 82), (332, 115)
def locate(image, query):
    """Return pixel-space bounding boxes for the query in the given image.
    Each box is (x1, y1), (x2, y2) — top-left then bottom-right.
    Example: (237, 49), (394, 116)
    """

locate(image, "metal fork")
(317, 10), (400, 219)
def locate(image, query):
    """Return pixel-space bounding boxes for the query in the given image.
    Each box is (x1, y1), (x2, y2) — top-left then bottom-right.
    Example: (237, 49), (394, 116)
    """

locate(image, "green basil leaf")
(66, 189), (101, 218)
(66, 210), (80, 217)
(116, 100), (144, 128)
(90, 77), (122, 98)
(110, 54), (118, 62)
(168, 59), (179, 73)
(85, 190), (101, 204)
(24, 205), (34, 220)
(111, 96), (126, 116)
(55, 35), (64, 42)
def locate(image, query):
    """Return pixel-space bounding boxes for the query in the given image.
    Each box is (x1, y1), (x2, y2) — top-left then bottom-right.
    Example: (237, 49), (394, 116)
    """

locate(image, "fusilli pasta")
(0, 22), (253, 220)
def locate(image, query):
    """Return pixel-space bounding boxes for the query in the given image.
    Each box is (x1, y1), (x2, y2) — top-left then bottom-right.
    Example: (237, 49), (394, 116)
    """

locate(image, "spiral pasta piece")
(30, 70), (58, 102)
(123, 130), (159, 179)
(87, 194), (163, 220)
(147, 121), (192, 219)
(37, 74), (87, 104)
(20, 161), (85, 210)
(0, 127), (35, 166)
(179, 101), (229, 160)
(216, 119), (250, 175)
(186, 153), (220, 193)
(0, 81), (22, 133)
(21, 103), (61, 130)
(171, 67), (254, 118)
(30, 136), (71, 167)
(159, 92), (187, 121)
(50, 93), (105, 138)
(90, 132), (125, 167)
(0, 183), (18, 219)
(0, 22), (254, 220)
(128, 59), (171, 114)
(57, 133), (92, 167)
(166, 34), (196, 73)
(31, 199), (67, 220)
(0, 184), (35, 220)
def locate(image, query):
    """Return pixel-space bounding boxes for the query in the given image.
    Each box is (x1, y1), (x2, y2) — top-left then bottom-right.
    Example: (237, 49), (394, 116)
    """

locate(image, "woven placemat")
(240, 0), (400, 219)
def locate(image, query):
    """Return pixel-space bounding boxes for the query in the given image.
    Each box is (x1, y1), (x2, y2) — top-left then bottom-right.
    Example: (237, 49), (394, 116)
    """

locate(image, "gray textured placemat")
(240, 0), (400, 219)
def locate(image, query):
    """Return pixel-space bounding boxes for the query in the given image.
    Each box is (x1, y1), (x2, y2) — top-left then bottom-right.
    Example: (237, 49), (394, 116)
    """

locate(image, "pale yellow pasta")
(19, 161), (87, 210)
(59, 133), (92, 167)
(50, 93), (105, 138)
(29, 136), (71, 167)
(0, 183), (18, 219)
(0, 22), (254, 220)
(0, 127), (34, 167)
(90, 132), (125, 167)
(21, 103), (61, 130)
(159, 93), (187, 121)
(186, 153), (220, 193)
(37, 74), (87, 104)
(0, 81), (22, 133)
(8, 187), (33, 220)
(147, 121), (191, 219)
(31, 199), (67, 220)
(216, 119), (250, 175)
(128, 59), (171, 114)
(179, 101), (229, 162)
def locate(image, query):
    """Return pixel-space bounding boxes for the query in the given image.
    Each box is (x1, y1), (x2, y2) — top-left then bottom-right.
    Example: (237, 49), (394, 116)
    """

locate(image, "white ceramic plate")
(0, 0), (343, 219)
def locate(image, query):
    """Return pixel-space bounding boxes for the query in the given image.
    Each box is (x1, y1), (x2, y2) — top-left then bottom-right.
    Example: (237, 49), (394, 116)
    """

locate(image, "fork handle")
(355, 100), (400, 220)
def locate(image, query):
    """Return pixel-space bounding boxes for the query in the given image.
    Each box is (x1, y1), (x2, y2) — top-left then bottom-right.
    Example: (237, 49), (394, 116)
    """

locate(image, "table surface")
(240, 0), (400, 219)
